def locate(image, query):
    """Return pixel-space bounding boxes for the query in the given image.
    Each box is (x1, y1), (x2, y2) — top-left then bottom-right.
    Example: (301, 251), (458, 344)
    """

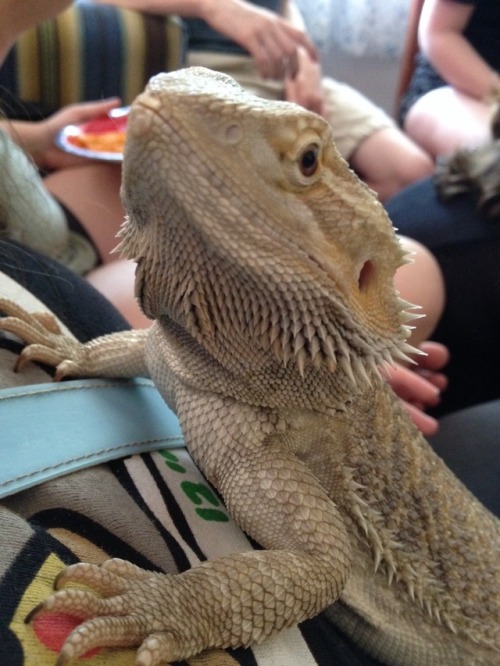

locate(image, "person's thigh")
(321, 77), (395, 160)
(43, 162), (124, 263)
(404, 86), (494, 157)
(321, 79), (433, 199)
(384, 176), (498, 248)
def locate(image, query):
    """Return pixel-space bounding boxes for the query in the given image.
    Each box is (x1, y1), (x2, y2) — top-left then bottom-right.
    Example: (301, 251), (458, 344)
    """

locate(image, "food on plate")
(58, 109), (129, 158)
(67, 129), (126, 154)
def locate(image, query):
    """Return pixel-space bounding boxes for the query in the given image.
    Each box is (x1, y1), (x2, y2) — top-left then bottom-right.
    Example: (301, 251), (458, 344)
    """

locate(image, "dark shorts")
(0, 240), (126, 339)
(385, 177), (500, 416)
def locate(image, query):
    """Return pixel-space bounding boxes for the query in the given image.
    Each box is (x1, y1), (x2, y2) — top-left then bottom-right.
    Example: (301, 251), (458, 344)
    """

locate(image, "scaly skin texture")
(1, 68), (499, 665)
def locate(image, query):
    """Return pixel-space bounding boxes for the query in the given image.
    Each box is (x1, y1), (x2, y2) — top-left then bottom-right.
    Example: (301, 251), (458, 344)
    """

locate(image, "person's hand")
(30, 97), (121, 170)
(201, 0), (317, 79)
(284, 46), (327, 117)
(381, 341), (449, 436)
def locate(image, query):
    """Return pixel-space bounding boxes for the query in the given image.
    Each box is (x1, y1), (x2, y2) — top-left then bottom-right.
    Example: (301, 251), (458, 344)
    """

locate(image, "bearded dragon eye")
(299, 145), (319, 177)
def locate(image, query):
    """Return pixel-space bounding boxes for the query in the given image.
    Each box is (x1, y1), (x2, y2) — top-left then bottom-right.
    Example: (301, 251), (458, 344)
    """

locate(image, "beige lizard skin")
(0, 67), (499, 665)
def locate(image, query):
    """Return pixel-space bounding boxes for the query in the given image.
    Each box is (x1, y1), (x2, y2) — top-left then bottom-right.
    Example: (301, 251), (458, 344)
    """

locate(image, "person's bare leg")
(395, 236), (445, 347)
(404, 87), (494, 158)
(349, 127), (434, 202)
(44, 162), (124, 263)
(86, 259), (152, 329)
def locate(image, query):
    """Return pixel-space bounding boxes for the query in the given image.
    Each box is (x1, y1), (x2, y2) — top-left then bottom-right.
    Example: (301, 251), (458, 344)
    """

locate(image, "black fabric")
(385, 175), (499, 248)
(461, 0), (500, 72)
(301, 613), (385, 666)
(0, 240), (129, 341)
(0, 88), (55, 121)
(385, 177), (500, 416)
(429, 400), (500, 517)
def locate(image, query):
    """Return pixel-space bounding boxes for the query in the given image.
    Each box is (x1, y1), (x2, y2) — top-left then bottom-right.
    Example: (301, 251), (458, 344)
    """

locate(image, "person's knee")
(350, 127), (434, 201)
(404, 88), (494, 158)
(394, 236), (445, 345)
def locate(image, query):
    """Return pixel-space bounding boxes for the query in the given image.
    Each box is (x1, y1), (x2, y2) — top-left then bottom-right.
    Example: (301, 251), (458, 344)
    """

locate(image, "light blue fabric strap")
(1, 378), (184, 499)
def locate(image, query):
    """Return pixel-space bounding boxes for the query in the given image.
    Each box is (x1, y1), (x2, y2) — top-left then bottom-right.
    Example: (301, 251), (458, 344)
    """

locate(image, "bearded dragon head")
(118, 67), (419, 379)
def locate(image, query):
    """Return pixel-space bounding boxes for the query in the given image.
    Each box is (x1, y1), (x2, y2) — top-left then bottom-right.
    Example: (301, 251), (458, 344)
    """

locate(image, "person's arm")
(92, 0), (317, 79)
(419, 0), (500, 100)
(284, 47), (327, 117)
(0, 0), (71, 62)
(0, 98), (121, 170)
(280, 1), (326, 116)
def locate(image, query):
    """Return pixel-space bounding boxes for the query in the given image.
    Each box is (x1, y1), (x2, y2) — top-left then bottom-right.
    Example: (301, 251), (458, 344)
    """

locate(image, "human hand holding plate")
(56, 105), (128, 163)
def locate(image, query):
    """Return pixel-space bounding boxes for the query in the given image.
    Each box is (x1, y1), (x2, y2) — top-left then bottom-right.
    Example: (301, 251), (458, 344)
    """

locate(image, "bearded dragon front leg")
(27, 392), (352, 665)
(0, 298), (149, 379)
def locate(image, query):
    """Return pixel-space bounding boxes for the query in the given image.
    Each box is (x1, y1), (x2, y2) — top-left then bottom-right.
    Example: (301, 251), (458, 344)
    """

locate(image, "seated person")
(90, 0), (434, 201)
(400, 0), (500, 158)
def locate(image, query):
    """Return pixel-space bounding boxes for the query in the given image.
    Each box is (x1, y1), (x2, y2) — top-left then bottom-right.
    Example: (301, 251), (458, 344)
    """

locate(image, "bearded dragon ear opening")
(358, 260), (374, 293)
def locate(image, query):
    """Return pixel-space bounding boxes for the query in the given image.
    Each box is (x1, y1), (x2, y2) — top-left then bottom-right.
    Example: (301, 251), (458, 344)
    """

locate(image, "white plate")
(56, 107), (129, 162)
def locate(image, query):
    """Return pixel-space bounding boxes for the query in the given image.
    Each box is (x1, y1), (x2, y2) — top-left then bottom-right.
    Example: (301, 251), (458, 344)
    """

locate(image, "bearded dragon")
(0, 67), (498, 666)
